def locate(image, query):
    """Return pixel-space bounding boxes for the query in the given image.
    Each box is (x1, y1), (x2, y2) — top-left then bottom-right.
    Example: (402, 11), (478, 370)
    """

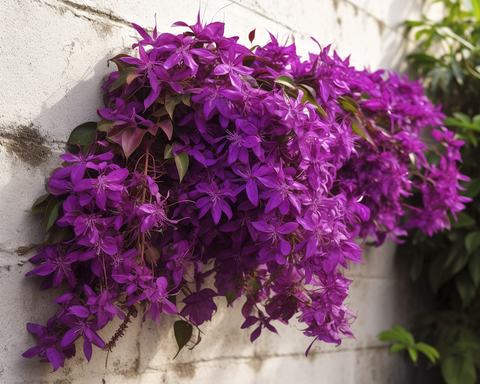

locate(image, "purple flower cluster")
(24, 16), (468, 370)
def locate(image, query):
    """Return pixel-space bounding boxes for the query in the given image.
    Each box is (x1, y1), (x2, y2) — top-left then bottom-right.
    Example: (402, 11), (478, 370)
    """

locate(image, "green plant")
(381, 1), (480, 383)
(378, 324), (440, 364)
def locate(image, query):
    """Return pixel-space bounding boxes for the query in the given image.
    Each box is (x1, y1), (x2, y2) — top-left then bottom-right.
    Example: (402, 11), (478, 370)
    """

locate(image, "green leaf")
(407, 53), (440, 64)
(351, 123), (377, 148)
(173, 320), (193, 359)
(443, 240), (469, 275)
(451, 58), (465, 85)
(274, 75), (296, 89)
(450, 211), (476, 228)
(416, 342), (440, 363)
(405, 20), (427, 27)
(174, 152), (189, 183)
(181, 93), (191, 107)
(468, 249), (480, 287)
(31, 193), (51, 213)
(465, 230), (480, 254)
(393, 324), (415, 346)
(45, 197), (63, 232)
(441, 355), (477, 384)
(298, 84), (327, 116)
(410, 252), (424, 281)
(108, 67), (137, 92)
(226, 291), (236, 305)
(378, 330), (404, 342)
(97, 119), (115, 133)
(390, 343), (406, 354)
(443, 118), (480, 132)
(429, 67), (442, 94)
(429, 250), (452, 293)
(473, 115), (480, 126)
(165, 94), (183, 120)
(67, 122), (97, 146)
(454, 270), (477, 308)
(338, 96), (359, 112)
(408, 346), (419, 363)
(461, 178), (480, 198)
(415, 28), (431, 41)
(437, 26), (475, 50)
(44, 225), (74, 246)
(472, 0), (480, 20)
(453, 112), (471, 124)
(164, 143), (174, 159)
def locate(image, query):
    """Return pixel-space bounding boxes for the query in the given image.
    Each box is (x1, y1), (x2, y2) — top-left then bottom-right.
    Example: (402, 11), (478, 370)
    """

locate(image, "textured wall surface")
(1, 0), (429, 383)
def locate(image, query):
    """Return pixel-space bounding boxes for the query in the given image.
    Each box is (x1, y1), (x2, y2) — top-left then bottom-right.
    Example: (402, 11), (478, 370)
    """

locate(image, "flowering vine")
(22, 15), (469, 370)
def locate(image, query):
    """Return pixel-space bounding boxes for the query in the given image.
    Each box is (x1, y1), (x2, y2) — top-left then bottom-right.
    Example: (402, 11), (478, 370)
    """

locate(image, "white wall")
(0, 1), (429, 383)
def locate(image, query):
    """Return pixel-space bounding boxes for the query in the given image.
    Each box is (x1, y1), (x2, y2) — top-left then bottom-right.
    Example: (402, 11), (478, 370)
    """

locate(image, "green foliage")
(378, 324), (440, 364)
(173, 320), (193, 359)
(397, 1), (480, 382)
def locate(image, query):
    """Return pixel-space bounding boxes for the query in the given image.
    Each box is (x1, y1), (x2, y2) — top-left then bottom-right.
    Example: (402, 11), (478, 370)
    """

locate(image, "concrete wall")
(0, 1), (430, 383)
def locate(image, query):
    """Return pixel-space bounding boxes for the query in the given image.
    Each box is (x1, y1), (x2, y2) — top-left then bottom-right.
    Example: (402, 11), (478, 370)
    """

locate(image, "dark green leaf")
(454, 270), (477, 308)
(410, 252), (424, 281)
(429, 250), (452, 293)
(226, 291), (236, 305)
(44, 225), (74, 246)
(443, 240), (469, 275)
(31, 193), (51, 213)
(173, 320), (193, 359)
(108, 67), (137, 92)
(461, 178), (480, 198)
(407, 53), (440, 64)
(465, 230), (480, 254)
(45, 197), (63, 232)
(174, 152), (189, 183)
(451, 58), (464, 86)
(274, 75), (295, 89)
(450, 211), (476, 228)
(248, 278), (262, 289)
(468, 249), (480, 287)
(429, 67), (442, 94)
(441, 355), (477, 384)
(67, 122), (97, 146)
